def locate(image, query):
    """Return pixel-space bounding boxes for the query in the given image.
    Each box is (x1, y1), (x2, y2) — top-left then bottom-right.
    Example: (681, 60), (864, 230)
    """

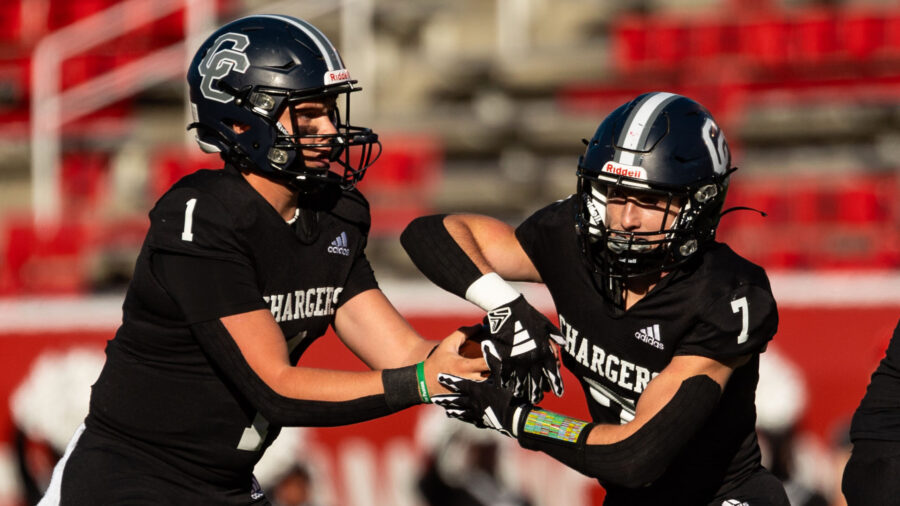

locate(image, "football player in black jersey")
(38, 15), (486, 505)
(402, 92), (789, 505)
(842, 318), (900, 505)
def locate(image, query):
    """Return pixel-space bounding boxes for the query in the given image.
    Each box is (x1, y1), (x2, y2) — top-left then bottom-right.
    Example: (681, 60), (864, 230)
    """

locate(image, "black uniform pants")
(708, 469), (790, 506)
(40, 424), (269, 506)
(842, 439), (900, 506)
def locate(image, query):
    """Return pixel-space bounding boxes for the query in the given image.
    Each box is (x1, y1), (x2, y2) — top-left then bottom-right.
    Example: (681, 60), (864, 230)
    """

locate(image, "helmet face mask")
(187, 15), (380, 191)
(575, 92), (733, 284)
(271, 91), (380, 190)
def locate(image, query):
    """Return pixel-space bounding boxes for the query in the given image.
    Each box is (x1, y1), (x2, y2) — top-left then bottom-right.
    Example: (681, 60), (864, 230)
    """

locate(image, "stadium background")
(1, 0), (900, 504)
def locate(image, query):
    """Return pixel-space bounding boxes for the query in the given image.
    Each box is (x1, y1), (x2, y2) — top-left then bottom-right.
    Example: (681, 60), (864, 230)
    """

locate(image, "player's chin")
(302, 158), (331, 170)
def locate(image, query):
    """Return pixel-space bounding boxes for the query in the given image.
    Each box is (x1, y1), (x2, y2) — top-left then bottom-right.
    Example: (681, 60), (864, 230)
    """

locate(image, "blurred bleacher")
(0, 0), (898, 295)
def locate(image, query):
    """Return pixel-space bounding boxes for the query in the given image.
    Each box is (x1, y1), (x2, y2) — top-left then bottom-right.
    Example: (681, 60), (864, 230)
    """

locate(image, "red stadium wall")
(0, 304), (897, 505)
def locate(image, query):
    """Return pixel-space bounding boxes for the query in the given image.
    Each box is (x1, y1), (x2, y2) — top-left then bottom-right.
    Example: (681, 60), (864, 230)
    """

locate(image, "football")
(457, 323), (490, 359)
(457, 324), (491, 377)
(458, 336), (484, 359)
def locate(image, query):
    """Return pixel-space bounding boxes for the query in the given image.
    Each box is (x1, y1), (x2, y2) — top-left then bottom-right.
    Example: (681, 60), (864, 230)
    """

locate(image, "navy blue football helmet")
(187, 15), (379, 190)
(576, 92), (734, 281)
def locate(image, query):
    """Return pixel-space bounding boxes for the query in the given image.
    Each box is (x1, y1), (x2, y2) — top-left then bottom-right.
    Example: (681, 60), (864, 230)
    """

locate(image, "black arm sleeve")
(191, 319), (421, 427)
(518, 375), (722, 488)
(400, 214), (483, 298)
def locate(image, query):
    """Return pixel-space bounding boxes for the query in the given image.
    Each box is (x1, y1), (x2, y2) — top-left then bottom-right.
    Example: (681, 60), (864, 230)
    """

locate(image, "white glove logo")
(510, 321), (537, 356)
(487, 307), (511, 333)
(482, 406), (512, 437)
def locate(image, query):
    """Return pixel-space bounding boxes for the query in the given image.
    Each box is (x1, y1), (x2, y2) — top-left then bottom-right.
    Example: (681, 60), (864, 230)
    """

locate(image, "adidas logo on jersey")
(634, 324), (664, 350)
(327, 231), (351, 256)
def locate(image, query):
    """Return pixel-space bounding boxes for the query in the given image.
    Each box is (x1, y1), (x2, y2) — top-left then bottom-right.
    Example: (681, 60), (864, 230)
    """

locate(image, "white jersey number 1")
(181, 198), (197, 242)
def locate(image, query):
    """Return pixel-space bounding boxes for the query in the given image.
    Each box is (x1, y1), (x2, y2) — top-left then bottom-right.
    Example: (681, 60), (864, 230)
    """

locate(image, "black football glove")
(433, 373), (531, 438)
(481, 295), (565, 403)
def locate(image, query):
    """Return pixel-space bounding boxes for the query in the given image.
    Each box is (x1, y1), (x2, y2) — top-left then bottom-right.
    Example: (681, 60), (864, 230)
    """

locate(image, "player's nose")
(316, 115), (338, 136)
(620, 200), (642, 230)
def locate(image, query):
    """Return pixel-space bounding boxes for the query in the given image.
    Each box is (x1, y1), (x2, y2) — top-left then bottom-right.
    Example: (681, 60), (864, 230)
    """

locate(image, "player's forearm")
(405, 339), (440, 365)
(401, 215), (534, 313)
(192, 320), (425, 427)
(271, 367), (385, 401)
(517, 375), (721, 488)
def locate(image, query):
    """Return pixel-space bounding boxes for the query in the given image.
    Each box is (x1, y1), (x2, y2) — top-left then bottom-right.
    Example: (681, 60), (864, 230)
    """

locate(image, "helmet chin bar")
(596, 227), (688, 280)
(271, 127), (381, 190)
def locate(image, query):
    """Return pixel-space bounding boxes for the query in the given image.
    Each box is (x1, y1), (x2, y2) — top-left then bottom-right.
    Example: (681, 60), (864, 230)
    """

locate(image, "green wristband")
(415, 361), (431, 403)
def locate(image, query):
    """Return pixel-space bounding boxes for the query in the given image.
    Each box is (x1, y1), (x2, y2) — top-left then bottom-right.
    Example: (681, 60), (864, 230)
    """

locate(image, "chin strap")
(719, 206), (767, 219)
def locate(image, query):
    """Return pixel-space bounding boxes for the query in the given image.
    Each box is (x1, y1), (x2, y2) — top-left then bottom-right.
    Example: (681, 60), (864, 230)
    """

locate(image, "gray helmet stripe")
(255, 14), (343, 70)
(615, 92), (678, 166)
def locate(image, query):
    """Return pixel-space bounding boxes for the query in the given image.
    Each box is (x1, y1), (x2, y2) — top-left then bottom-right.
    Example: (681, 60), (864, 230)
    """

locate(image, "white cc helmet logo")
(701, 117), (729, 175)
(197, 32), (250, 103)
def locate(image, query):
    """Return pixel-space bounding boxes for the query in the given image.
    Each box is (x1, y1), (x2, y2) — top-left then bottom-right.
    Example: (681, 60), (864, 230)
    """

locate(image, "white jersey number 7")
(730, 297), (749, 344)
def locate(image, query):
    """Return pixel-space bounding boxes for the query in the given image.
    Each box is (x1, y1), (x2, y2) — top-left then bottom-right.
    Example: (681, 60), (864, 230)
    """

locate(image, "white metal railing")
(29, 0), (375, 228)
(29, 0), (216, 228)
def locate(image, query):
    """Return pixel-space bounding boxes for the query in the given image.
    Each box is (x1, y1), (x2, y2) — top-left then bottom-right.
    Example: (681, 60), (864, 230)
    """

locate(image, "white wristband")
(465, 272), (520, 311)
(511, 405), (526, 437)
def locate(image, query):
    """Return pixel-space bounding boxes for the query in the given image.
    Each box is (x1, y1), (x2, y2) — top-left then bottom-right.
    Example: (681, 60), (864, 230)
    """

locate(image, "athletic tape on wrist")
(383, 365), (421, 411)
(415, 361), (431, 403)
(522, 408), (591, 443)
(465, 272), (521, 311)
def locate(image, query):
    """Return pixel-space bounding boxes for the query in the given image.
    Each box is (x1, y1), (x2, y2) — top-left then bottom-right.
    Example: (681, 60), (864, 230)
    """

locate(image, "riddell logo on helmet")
(324, 69), (351, 85)
(602, 161), (647, 180)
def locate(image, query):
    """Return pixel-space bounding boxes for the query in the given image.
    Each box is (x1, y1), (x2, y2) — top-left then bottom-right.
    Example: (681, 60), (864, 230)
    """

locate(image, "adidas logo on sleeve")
(327, 232), (351, 256)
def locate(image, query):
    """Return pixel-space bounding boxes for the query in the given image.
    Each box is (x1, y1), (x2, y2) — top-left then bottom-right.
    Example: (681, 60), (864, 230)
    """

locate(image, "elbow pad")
(400, 215), (483, 298)
(191, 320), (420, 428)
(519, 375), (721, 488)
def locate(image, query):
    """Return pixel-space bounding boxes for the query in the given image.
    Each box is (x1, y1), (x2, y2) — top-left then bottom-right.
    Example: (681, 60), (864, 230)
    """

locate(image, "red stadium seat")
(647, 16), (690, 70)
(0, 217), (92, 295)
(687, 17), (728, 62)
(720, 174), (900, 271)
(60, 152), (110, 218)
(884, 13), (900, 56)
(0, 0), (22, 43)
(792, 9), (841, 65)
(612, 15), (648, 73)
(738, 16), (791, 68)
(150, 148), (221, 201)
(357, 134), (443, 236)
(791, 185), (830, 225)
(843, 10), (887, 61)
(835, 180), (890, 225)
(0, 53), (31, 103)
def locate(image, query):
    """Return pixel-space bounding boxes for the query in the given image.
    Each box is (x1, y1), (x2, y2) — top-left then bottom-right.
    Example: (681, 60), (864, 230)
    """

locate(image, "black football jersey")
(515, 197), (778, 504)
(850, 319), (900, 442)
(85, 166), (378, 490)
